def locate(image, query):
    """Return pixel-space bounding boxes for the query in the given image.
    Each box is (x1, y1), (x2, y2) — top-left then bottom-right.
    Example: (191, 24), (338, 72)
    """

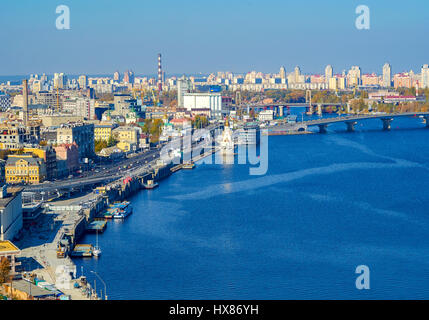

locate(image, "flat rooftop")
(4, 280), (56, 298)
(0, 187), (23, 209)
(0, 240), (20, 254)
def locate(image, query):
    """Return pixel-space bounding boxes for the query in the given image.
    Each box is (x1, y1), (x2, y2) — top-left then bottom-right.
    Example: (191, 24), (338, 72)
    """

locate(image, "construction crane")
(151, 88), (160, 107)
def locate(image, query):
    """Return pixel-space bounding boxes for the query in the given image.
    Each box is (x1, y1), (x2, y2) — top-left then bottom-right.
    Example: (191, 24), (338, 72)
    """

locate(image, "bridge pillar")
(317, 104), (322, 116)
(318, 124), (328, 134)
(279, 106), (284, 118)
(381, 118), (393, 131)
(307, 105), (314, 115)
(424, 116), (429, 128)
(345, 121), (357, 132)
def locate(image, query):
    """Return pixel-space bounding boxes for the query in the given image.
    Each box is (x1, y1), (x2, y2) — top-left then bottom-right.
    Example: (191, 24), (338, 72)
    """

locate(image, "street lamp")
(90, 271), (107, 300)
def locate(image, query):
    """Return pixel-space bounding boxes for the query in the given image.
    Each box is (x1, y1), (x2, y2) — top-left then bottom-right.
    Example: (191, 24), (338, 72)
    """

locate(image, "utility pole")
(91, 271), (107, 300)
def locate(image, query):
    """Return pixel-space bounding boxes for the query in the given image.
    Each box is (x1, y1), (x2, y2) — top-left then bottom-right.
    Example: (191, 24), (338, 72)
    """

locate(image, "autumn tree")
(107, 135), (118, 147)
(0, 257), (10, 285)
(192, 115), (209, 129)
(94, 139), (108, 153)
(0, 150), (10, 160)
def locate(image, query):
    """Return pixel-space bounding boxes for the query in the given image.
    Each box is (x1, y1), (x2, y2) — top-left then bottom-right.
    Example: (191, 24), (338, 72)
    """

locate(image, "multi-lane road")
(24, 147), (162, 193)
(24, 124), (223, 194)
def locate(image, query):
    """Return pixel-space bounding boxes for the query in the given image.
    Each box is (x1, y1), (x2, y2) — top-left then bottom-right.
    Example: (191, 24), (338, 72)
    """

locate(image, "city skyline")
(0, 0), (428, 75)
(0, 61), (426, 78)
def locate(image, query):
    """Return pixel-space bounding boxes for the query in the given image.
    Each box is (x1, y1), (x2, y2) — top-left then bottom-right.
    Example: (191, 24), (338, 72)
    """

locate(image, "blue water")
(74, 115), (429, 299)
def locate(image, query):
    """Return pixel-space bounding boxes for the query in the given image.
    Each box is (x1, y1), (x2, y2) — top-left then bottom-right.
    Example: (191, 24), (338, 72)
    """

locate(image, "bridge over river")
(238, 102), (347, 116)
(270, 112), (429, 133)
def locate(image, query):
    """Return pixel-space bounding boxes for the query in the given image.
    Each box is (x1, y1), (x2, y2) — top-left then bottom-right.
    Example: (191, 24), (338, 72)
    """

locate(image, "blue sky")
(0, 0), (428, 76)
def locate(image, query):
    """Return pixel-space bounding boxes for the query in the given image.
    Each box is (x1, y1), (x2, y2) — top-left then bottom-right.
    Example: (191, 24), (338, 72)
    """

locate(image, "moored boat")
(143, 179), (159, 189)
(182, 161), (195, 169)
(111, 201), (133, 219)
(100, 201), (133, 219)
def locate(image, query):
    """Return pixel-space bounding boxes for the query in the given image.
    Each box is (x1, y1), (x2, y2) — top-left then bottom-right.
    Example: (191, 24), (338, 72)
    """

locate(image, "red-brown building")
(54, 142), (79, 176)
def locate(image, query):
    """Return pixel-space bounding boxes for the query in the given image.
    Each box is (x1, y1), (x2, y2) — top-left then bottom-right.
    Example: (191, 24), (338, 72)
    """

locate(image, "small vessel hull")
(144, 182), (159, 189)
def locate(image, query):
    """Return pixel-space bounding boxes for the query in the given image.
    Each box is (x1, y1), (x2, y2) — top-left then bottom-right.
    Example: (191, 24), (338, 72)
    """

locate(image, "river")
(73, 113), (429, 299)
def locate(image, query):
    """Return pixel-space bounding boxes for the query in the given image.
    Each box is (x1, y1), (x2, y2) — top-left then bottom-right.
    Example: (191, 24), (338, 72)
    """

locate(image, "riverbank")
(72, 117), (429, 299)
(14, 143), (222, 299)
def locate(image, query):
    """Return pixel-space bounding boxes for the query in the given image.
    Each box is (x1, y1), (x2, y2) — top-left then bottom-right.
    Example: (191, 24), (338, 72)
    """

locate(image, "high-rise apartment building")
(78, 75), (87, 89)
(279, 66), (286, 79)
(383, 63), (392, 87)
(113, 71), (120, 82)
(347, 66), (361, 87)
(421, 64), (429, 88)
(53, 73), (67, 89)
(325, 65), (333, 84)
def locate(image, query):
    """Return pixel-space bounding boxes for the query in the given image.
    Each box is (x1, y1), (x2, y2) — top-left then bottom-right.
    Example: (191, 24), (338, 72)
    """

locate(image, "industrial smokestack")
(22, 79), (28, 126)
(158, 53), (163, 92)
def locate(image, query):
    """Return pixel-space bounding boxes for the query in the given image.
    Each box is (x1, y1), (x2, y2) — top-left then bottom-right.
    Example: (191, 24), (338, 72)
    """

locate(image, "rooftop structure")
(0, 186), (23, 241)
(0, 240), (21, 276)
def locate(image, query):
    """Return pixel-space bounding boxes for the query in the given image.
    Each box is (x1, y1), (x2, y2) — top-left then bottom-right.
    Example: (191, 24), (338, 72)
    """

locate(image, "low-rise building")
(190, 108), (211, 118)
(5, 155), (46, 184)
(0, 240), (21, 277)
(0, 93), (11, 111)
(139, 134), (150, 150)
(3, 279), (58, 300)
(0, 124), (29, 149)
(9, 146), (57, 181)
(40, 115), (84, 127)
(258, 110), (275, 122)
(94, 123), (118, 142)
(0, 185), (23, 241)
(63, 97), (96, 119)
(98, 146), (125, 160)
(183, 92), (224, 119)
(113, 126), (140, 145)
(116, 141), (138, 153)
(57, 122), (94, 159)
(54, 142), (79, 177)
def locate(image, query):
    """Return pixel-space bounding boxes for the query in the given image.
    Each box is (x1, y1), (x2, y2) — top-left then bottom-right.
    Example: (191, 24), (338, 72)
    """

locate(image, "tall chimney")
(157, 53), (163, 92)
(22, 79), (28, 126)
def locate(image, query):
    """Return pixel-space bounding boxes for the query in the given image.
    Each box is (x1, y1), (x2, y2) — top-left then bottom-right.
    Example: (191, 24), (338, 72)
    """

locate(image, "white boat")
(93, 230), (101, 257)
(112, 202), (133, 219)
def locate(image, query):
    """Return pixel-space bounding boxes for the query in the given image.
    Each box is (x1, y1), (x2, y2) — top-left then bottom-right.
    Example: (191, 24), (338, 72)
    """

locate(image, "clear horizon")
(0, 0), (428, 76)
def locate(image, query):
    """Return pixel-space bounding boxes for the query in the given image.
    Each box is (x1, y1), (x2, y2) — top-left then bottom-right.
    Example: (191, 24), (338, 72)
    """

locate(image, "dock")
(192, 147), (219, 162)
(86, 219), (107, 233)
(171, 164), (183, 173)
(71, 244), (93, 257)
